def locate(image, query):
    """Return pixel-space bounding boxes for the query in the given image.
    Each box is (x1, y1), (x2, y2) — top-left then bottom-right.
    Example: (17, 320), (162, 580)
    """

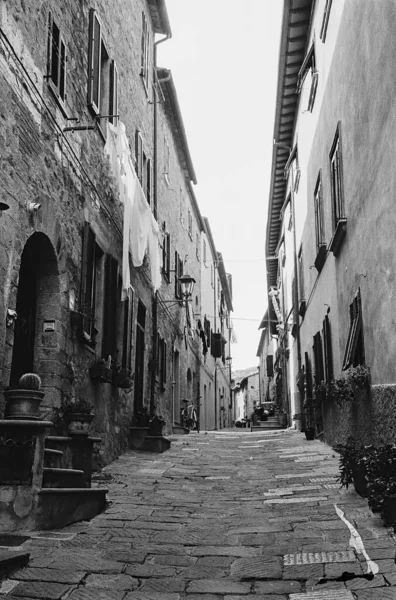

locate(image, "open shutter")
(323, 315), (334, 382)
(305, 352), (313, 401)
(146, 158), (152, 205)
(109, 60), (118, 125)
(47, 12), (54, 78)
(122, 288), (133, 371)
(59, 38), (66, 101)
(174, 251), (179, 298)
(87, 9), (101, 114)
(81, 223), (96, 339)
(102, 255), (118, 359)
(162, 340), (167, 385)
(135, 131), (143, 182)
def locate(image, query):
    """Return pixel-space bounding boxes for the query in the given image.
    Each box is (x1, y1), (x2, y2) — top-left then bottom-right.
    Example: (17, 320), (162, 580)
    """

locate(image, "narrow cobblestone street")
(1, 429), (396, 600)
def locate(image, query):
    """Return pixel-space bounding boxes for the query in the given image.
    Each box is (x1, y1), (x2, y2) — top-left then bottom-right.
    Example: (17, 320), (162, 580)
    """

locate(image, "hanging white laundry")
(104, 121), (162, 297)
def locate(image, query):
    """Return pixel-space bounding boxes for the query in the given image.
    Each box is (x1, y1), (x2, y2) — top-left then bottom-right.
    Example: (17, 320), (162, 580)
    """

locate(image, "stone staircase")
(251, 416), (286, 431)
(0, 420), (108, 531)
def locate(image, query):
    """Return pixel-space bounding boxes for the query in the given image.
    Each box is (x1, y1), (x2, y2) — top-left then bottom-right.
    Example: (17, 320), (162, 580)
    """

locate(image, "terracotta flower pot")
(4, 388), (45, 420)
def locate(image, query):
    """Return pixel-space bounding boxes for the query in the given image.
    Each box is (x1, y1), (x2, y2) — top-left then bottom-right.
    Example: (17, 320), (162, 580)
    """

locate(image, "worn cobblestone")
(4, 430), (396, 597)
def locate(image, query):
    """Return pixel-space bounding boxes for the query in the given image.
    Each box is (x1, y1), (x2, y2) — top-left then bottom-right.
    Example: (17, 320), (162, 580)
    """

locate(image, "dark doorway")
(10, 233), (59, 387)
(134, 300), (146, 412)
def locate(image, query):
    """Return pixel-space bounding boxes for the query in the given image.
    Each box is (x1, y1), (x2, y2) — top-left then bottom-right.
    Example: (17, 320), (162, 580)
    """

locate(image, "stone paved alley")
(1, 429), (396, 600)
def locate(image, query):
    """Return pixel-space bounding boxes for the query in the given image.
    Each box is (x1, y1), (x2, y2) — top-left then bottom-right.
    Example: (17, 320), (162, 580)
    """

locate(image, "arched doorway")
(10, 233), (60, 389)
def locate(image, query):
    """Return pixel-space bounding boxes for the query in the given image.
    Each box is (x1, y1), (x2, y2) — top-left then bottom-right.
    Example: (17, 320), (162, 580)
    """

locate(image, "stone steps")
(42, 467), (85, 488)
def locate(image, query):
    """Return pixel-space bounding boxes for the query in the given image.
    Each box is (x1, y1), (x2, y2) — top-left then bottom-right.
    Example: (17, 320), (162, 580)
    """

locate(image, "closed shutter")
(266, 355), (273, 377)
(135, 131), (143, 183)
(323, 315), (334, 382)
(122, 288), (133, 371)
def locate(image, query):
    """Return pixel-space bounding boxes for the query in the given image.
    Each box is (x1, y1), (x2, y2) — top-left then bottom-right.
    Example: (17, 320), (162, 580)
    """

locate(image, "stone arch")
(10, 232), (64, 413)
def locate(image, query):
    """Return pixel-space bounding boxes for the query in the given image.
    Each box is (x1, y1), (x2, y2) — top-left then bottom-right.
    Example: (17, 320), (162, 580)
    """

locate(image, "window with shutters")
(140, 12), (150, 92)
(80, 223), (103, 344)
(342, 289), (365, 370)
(102, 255), (118, 360)
(320, 0), (333, 43)
(87, 9), (118, 137)
(162, 228), (171, 281)
(47, 13), (67, 113)
(174, 251), (183, 300)
(297, 43), (318, 112)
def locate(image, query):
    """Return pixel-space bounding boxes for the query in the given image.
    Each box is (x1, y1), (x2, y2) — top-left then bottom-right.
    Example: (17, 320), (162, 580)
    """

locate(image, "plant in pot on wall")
(112, 364), (133, 389)
(4, 373), (45, 420)
(327, 365), (370, 407)
(89, 357), (113, 383)
(62, 397), (94, 436)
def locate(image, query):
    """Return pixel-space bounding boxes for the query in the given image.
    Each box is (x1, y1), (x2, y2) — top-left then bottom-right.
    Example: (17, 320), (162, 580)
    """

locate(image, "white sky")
(158, 1), (283, 370)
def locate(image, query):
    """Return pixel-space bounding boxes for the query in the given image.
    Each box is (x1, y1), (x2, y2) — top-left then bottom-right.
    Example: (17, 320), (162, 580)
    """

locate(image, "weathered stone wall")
(0, 0), (161, 465)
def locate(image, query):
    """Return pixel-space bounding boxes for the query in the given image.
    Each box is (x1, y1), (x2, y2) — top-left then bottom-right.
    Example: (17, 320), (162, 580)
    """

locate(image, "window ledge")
(329, 218), (347, 256)
(314, 243), (327, 272)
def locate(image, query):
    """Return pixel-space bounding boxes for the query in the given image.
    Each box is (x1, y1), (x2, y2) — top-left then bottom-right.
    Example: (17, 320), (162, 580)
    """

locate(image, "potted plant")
(113, 366), (133, 389)
(148, 413), (166, 436)
(4, 373), (45, 420)
(62, 397), (94, 436)
(130, 406), (150, 449)
(335, 436), (369, 497)
(327, 365), (370, 407)
(364, 444), (396, 517)
(90, 358), (113, 383)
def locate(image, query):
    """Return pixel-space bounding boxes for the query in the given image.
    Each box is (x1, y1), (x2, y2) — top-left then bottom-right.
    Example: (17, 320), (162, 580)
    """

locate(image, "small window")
(140, 12), (150, 91)
(162, 228), (171, 280)
(47, 13), (67, 110)
(329, 123), (345, 228)
(320, 0), (333, 43)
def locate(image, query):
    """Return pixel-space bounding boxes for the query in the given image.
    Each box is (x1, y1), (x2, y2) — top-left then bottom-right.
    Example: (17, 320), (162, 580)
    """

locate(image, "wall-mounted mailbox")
(43, 320), (56, 333)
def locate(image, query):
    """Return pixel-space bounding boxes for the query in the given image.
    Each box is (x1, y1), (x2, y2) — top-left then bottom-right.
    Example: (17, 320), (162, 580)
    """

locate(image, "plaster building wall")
(266, 0), (396, 445)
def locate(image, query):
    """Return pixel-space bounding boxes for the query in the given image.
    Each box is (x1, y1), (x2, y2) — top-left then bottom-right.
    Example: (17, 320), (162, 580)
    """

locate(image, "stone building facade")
(265, 0), (396, 444)
(0, 0), (233, 466)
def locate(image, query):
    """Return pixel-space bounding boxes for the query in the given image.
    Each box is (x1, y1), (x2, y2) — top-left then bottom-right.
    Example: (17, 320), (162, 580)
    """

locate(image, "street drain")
(290, 592), (354, 599)
(284, 550), (355, 565)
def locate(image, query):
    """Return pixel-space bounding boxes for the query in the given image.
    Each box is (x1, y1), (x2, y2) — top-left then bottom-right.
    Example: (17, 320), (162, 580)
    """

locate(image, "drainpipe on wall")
(150, 32), (171, 416)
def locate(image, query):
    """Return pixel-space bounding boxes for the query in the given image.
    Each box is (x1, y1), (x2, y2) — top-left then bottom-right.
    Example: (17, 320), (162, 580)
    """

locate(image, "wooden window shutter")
(305, 352), (313, 400)
(162, 340), (167, 385)
(109, 60), (118, 125)
(146, 158), (152, 205)
(174, 251), (179, 298)
(323, 315), (334, 383)
(135, 131), (143, 183)
(266, 355), (273, 377)
(88, 8), (101, 114)
(102, 255), (118, 359)
(81, 223), (96, 339)
(47, 12), (54, 78)
(140, 13), (146, 75)
(59, 38), (67, 101)
(122, 288), (133, 371)
(156, 332), (160, 378)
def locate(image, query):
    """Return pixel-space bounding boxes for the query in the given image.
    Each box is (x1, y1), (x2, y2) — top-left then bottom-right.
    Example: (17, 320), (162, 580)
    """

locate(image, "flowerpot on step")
(304, 428), (315, 441)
